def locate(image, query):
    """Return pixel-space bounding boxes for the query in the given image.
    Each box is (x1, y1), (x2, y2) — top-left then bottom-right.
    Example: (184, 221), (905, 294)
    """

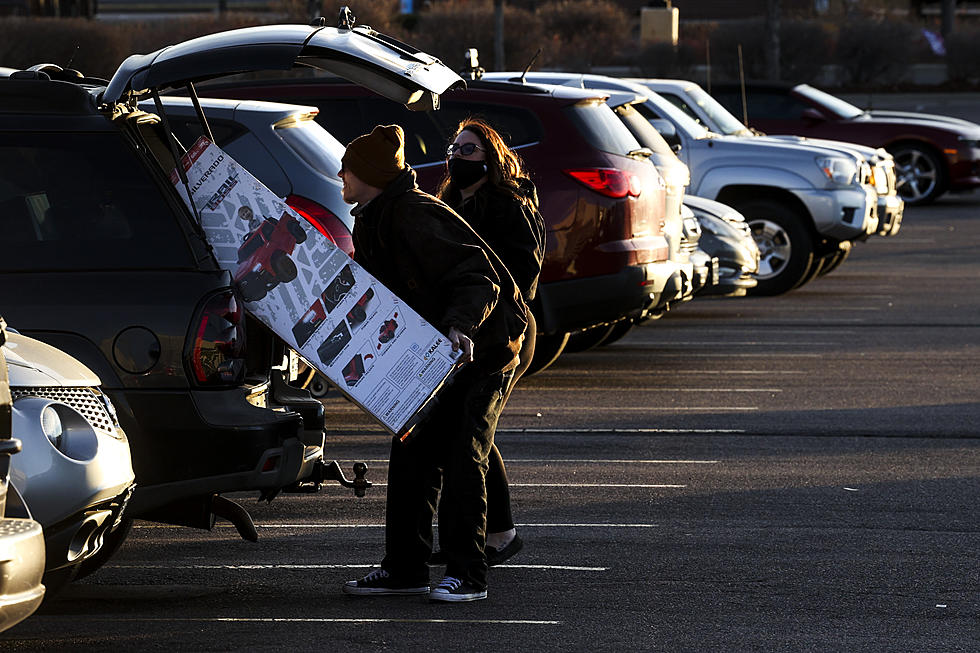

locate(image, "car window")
(682, 85), (749, 135)
(303, 98), (366, 149)
(0, 132), (194, 271)
(439, 103), (544, 150)
(794, 84), (864, 119)
(275, 117), (345, 178)
(563, 99), (642, 156)
(613, 104), (674, 156)
(717, 90), (809, 122)
(359, 99), (448, 165)
(169, 118), (248, 150)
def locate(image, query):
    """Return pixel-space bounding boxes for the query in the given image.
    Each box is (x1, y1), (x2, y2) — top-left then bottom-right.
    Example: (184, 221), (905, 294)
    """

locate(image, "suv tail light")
(564, 168), (641, 199)
(187, 290), (245, 386)
(286, 194), (354, 256)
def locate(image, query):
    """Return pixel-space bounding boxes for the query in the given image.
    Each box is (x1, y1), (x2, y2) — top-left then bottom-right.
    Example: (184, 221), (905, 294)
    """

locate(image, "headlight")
(816, 156), (858, 186)
(41, 405), (63, 449)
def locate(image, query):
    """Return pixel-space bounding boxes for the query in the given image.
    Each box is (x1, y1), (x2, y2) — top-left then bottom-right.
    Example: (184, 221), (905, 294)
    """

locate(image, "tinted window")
(169, 118), (248, 149)
(614, 104), (674, 156)
(0, 132), (193, 271)
(563, 100), (642, 156)
(439, 103), (544, 150)
(716, 90), (810, 122)
(359, 99), (448, 165)
(275, 118), (345, 178)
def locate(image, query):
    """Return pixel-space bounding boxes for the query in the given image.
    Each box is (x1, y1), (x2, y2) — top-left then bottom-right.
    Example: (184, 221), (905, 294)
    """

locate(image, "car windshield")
(275, 115), (345, 178)
(563, 99), (643, 156)
(794, 84), (864, 119)
(638, 91), (709, 139)
(683, 85), (749, 135)
(0, 131), (194, 272)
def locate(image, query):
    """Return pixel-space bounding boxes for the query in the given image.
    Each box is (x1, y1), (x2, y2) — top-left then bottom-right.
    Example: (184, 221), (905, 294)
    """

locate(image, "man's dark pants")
(381, 361), (514, 590)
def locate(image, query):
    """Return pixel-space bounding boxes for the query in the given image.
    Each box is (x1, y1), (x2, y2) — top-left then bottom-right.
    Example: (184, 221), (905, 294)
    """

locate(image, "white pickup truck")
(484, 72), (881, 296)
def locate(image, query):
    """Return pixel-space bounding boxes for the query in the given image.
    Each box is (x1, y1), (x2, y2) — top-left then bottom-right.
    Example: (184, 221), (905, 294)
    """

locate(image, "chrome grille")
(12, 386), (116, 435)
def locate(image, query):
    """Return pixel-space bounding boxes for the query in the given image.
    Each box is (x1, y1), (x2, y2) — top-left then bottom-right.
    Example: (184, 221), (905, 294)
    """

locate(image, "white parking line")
(110, 563), (609, 572)
(345, 458), (719, 463)
(89, 617), (562, 625)
(135, 522), (660, 529)
(528, 388), (781, 392)
(508, 483), (685, 488)
(531, 406), (758, 411)
(499, 428), (746, 433)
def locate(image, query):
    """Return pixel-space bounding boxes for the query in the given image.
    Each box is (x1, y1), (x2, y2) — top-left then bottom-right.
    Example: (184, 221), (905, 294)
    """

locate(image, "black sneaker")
(342, 569), (429, 596)
(487, 534), (524, 567)
(429, 576), (487, 602)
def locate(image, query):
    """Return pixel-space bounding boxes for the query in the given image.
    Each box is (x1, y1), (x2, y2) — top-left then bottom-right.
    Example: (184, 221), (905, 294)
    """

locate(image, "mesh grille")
(11, 387), (115, 435)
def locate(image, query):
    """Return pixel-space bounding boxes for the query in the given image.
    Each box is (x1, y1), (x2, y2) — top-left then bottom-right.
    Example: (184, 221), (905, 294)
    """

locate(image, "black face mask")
(448, 157), (488, 189)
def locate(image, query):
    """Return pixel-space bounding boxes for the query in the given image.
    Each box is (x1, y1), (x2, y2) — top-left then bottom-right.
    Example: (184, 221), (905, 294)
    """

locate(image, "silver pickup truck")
(485, 72), (881, 296)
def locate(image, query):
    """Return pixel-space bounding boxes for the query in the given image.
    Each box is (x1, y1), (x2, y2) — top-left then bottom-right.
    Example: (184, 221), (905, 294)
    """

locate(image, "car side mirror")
(650, 119), (681, 150)
(801, 108), (825, 124)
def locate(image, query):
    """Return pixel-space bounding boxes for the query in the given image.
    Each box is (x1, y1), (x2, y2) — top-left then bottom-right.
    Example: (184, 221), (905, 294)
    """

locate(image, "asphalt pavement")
(3, 181), (979, 651)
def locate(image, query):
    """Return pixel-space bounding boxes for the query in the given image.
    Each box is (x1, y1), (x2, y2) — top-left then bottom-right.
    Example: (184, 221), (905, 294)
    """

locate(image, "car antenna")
(65, 44), (80, 71)
(737, 43), (749, 127)
(518, 48), (542, 84)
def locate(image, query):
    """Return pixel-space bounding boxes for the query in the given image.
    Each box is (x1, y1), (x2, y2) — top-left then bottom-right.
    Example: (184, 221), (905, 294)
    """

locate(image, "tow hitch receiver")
(292, 460), (372, 497)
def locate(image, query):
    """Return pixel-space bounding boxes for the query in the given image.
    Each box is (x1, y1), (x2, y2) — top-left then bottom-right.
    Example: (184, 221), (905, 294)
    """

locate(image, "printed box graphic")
(173, 136), (459, 435)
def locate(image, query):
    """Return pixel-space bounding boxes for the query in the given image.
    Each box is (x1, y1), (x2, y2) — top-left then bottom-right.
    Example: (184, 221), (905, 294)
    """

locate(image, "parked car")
(0, 16), (464, 545)
(483, 73), (879, 296)
(0, 317), (45, 632)
(682, 196), (759, 297)
(199, 69), (673, 373)
(636, 78), (904, 240)
(3, 321), (134, 593)
(709, 81), (980, 205)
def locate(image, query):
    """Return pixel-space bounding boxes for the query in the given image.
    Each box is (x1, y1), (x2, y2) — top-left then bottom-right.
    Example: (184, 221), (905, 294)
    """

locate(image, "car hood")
(104, 23), (465, 110)
(854, 111), (980, 137)
(683, 194), (743, 222)
(2, 332), (100, 388)
(696, 133), (858, 163)
(760, 134), (882, 160)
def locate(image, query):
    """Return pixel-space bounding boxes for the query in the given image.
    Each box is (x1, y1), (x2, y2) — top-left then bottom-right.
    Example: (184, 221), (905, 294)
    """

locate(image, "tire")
(271, 251), (298, 283)
(74, 518), (133, 581)
(791, 256), (824, 290)
(239, 275), (267, 303)
(309, 373), (330, 399)
(287, 220), (308, 244)
(739, 199), (814, 296)
(598, 319), (634, 347)
(889, 143), (946, 205)
(522, 332), (569, 377)
(818, 246), (852, 277)
(564, 324), (616, 353)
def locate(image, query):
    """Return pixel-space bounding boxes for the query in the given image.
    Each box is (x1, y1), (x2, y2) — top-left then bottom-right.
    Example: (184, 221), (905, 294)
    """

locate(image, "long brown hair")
(436, 117), (533, 207)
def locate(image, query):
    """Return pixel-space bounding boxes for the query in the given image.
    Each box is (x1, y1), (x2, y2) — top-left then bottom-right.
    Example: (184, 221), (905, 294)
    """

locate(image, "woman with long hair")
(433, 117), (545, 565)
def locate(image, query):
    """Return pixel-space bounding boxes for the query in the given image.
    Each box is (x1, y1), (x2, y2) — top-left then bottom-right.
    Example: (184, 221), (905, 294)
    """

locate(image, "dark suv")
(0, 19), (463, 539)
(199, 76), (671, 371)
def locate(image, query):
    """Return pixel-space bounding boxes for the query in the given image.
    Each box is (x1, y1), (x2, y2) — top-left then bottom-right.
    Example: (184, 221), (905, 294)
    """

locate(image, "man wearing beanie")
(339, 124), (528, 602)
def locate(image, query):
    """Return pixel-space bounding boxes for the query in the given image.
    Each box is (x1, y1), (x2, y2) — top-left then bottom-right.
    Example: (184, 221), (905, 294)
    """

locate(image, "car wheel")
(523, 332), (569, 377)
(818, 246), (852, 277)
(308, 373), (330, 399)
(598, 319), (634, 347)
(271, 251), (298, 282)
(239, 276), (268, 303)
(739, 200), (814, 296)
(74, 518), (133, 581)
(564, 324), (616, 353)
(890, 144), (946, 205)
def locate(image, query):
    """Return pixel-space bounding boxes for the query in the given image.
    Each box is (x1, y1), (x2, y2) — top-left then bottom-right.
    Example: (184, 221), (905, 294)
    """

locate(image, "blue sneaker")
(429, 576), (487, 602)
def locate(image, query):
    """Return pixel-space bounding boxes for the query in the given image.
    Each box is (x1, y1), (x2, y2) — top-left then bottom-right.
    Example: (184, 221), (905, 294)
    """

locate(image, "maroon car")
(712, 82), (980, 205)
(234, 212), (308, 302)
(201, 77), (671, 372)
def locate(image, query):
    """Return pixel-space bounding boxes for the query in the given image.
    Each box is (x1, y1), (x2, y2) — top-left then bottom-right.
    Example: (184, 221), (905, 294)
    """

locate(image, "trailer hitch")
(289, 460), (372, 497)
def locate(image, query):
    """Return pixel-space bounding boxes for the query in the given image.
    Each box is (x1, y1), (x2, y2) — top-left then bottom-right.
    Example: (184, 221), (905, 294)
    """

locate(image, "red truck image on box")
(234, 212), (308, 302)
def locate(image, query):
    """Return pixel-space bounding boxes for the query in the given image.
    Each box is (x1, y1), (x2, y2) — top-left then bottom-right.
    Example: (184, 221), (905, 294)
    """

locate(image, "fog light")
(41, 406), (63, 449)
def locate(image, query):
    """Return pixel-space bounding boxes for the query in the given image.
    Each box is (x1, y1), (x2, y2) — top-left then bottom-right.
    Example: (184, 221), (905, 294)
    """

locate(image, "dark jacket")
(352, 168), (527, 373)
(447, 178), (546, 302)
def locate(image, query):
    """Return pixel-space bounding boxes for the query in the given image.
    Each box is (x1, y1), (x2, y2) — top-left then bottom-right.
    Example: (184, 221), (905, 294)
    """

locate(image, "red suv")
(201, 77), (671, 371)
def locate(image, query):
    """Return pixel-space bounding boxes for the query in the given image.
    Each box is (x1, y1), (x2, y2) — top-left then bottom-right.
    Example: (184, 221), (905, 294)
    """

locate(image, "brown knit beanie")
(342, 124), (406, 189)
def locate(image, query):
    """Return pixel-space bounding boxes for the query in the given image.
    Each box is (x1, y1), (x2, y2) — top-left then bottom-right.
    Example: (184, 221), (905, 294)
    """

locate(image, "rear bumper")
(876, 193), (904, 237)
(116, 378), (324, 517)
(536, 262), (676, 334)
(43, 484), (134, 573)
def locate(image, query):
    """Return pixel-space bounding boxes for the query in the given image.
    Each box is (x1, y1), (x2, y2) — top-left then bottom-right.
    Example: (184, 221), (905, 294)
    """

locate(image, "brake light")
(287, 194), (354, 256)
(564, 168), (641, 198)
(188, 290), (245, 385)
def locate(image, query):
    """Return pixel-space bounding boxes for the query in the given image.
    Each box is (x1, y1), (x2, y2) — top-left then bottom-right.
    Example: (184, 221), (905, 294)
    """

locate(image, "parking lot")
(1, 189), (976, 650)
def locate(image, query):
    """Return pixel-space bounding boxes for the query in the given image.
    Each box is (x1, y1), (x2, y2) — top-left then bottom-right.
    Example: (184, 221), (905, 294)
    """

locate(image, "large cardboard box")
(172, 136), (460, 437)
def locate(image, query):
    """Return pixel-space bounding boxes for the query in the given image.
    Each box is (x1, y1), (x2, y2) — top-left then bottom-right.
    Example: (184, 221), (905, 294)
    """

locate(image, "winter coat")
(447, 177), (546, 302)
(352, 167), (528, 373)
